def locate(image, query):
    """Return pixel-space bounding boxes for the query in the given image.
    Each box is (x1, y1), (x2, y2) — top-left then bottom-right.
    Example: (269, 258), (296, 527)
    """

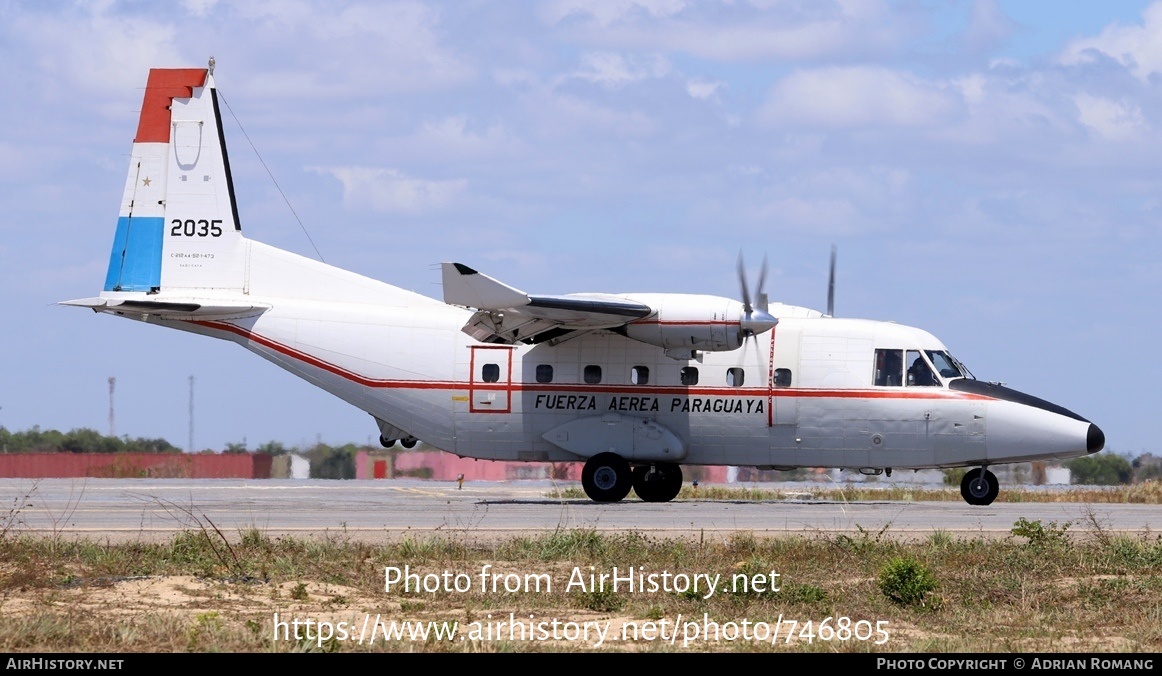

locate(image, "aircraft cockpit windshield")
(875, 349), (972, 387)
(925, 350), (972, 380)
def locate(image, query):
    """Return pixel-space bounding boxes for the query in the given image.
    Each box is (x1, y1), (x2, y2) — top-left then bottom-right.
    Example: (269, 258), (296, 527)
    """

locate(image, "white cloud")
(2, 1), (471, 109)
(963, 0), (1018, 53)
(182, 0), (221, 17)
(541, 94), (658, 136)
(930, 71), (1078, 147)
(386, 116), (520, 162)
(758, 66), (961, 129)
(685, 77), (723, 100)
(417, 117), (506, 148)
(544, 0), (914, 62)
(227, 1), (473, 97)
(313, 166), (467, 214)
(1073, 94), (1146, 141)
(1059, 1), (1162, 80)
(753, 196), (862, 235)
(952, 73), (987, 106)
(493, 68), (540, 88)
(542, 0), (689, 27)
(570, 52), (670, 88)
(733, 166), (915, 237)
(11, 8), (185, 97)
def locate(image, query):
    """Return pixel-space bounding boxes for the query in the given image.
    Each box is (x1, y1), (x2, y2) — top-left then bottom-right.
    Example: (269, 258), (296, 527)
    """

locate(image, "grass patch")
(0, 522), (1158, 652)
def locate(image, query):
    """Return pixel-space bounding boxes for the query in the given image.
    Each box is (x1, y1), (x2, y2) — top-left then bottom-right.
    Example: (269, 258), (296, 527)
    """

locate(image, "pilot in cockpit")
(908, 354), (937, 387)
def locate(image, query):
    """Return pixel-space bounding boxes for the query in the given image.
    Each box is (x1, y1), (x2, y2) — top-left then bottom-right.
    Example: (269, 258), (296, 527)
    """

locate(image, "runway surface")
(2, 478), (1156, 542)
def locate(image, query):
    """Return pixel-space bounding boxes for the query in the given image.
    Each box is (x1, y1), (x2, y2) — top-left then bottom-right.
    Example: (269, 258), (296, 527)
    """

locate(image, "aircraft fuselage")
(140, 291), (1099, 477)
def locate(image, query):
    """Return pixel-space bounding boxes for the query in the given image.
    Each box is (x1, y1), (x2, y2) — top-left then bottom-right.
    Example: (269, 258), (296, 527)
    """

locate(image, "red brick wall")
(0, 453), (273, 479)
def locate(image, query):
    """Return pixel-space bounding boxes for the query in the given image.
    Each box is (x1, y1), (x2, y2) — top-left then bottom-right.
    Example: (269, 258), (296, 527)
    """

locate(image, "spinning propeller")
(826, 244), (836, 317)
(737, 253), (778, 339)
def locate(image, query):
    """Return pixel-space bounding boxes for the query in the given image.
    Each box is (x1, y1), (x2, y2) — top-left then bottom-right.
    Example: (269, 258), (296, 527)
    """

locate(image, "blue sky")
(0, 0), (1158, 456)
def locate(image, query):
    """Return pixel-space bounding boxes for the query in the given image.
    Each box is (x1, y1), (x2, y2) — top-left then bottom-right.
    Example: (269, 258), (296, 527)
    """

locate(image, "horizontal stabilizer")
(60, 297), (269, 319)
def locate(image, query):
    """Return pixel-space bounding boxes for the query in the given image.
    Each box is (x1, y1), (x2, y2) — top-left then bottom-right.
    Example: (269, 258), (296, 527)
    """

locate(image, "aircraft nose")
(1087, 423), (1105, 453)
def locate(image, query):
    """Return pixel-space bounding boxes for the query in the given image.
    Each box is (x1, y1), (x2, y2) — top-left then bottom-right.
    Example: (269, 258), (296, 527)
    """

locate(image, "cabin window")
(907, 350), (939, 386)
(874, 349), (903, 386)
(631, 366), (649, 385)
(726, 368), (745, 387)
(481, 363), (500, 383)
(584, 365), (602, 384)
(680, 366), (699, 386)
(535, 364), (553, 383)
(773, 368), (792, 388)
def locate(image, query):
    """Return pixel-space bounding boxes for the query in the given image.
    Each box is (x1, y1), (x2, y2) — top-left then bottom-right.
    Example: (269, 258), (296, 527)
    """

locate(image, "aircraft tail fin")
(67, 63), (442, 315)
(103, 65), (247, 295)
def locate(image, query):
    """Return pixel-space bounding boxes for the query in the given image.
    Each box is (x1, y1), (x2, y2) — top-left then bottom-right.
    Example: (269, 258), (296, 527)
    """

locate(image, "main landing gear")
(581, 453), (632, 502)
(960, 467), (999, 506)
(632, 463), (683, 503)
(379, 435), (418, 449)
(580, 453), (683, 503)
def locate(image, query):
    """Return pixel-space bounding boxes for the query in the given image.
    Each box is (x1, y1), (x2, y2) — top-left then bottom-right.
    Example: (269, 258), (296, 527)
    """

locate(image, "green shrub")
(878, 557), (937, 606)
(1067, 454), (1132, 485)
(942, 468), (967, 486)
(1011, 517), (1071, 548)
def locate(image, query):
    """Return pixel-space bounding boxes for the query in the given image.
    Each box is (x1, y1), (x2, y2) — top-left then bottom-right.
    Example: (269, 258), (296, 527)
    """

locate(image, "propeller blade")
(737, 252), (752, 313)
(756, 253), (769, 313)
(742, 325), (764, 371)
(756, 254), (768, 301)
(827, 245), (836, 317)
(738, 250), (777, 337)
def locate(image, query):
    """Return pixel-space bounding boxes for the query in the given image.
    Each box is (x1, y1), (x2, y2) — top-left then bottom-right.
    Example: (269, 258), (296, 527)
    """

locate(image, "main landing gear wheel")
(400, 437), (418, 449)
(631, 463), (683, 503)
(960, 467), (999, 506)
(379, 435), (396, 448)
(581, 453), (632, 503)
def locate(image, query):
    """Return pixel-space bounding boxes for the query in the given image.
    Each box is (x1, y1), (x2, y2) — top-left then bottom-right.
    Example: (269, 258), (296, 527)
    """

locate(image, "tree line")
(0, 426), (179, 454)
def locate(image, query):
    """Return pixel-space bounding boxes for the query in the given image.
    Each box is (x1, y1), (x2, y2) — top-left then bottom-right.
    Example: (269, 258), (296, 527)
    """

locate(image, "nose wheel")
(960, 467), (999, 506)
(581, 453), (632, 502)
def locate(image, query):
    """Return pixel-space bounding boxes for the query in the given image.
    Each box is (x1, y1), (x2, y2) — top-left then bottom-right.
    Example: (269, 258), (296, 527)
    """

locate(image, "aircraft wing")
(441, 262), (653, 344)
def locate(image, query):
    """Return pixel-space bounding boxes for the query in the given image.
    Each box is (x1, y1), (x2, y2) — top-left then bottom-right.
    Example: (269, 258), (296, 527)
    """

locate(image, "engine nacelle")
(621, 294), (745, 352)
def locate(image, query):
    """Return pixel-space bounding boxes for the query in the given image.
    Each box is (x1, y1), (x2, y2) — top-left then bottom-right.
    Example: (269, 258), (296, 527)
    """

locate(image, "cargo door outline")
(469, 345), (513, 413)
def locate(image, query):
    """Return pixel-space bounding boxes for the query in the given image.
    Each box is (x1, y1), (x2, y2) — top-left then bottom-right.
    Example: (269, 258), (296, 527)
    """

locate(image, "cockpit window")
(907, 350), (939, 386)
(926, 350), (971, 380)
(874, 349), (904, 386)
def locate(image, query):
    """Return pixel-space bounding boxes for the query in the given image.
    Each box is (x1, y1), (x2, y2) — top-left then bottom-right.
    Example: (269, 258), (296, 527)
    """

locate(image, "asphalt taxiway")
(2, 478), (1156, 542)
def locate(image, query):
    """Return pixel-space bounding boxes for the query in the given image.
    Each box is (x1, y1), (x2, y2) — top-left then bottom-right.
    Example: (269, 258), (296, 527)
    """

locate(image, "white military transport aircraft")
(64, 65), (1104, 505)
